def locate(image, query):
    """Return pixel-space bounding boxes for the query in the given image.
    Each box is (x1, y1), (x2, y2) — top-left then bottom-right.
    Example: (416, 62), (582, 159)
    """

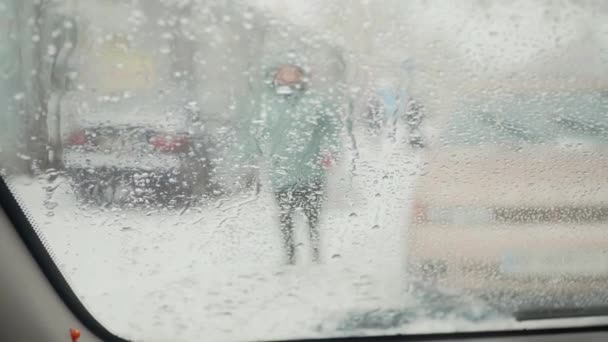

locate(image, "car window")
(444, 91), (608, 146)
(2, 1), (608, 341)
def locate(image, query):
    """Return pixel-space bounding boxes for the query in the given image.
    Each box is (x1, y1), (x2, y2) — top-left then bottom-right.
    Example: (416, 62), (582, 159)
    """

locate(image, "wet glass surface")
(1, 1), (608, 341)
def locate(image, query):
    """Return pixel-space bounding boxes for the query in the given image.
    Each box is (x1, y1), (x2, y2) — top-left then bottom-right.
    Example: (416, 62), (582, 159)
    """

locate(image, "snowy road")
(8, 134), (423, 341)
(9, 135), (606, 341)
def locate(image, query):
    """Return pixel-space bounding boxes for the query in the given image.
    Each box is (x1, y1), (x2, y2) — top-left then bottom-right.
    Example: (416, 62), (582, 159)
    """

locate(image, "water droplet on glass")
(47, 44), (57, 56)
(44, 201), (58, 210)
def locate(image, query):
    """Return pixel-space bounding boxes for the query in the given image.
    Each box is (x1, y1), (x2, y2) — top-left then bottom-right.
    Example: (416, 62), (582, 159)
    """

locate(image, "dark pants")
(275, 180), (324, 264)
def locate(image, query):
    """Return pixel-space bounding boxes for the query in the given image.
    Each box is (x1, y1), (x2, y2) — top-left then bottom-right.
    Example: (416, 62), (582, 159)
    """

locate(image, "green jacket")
(240, 86), (342, 190)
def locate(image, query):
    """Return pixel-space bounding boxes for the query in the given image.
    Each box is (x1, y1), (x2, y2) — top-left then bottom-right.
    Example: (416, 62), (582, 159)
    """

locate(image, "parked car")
(62, 99), (212, 207)
(405, 84), (608, 304)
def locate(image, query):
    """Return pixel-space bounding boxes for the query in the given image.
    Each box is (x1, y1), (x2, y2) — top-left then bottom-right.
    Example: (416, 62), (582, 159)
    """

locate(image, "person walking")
(240, 63), (342, 265)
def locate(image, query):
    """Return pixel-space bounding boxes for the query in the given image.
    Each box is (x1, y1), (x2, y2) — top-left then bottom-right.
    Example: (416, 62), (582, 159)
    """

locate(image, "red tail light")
(67, 129), (87, 145)
(411, 199), (428, 224)
(149, 134), (189, 153)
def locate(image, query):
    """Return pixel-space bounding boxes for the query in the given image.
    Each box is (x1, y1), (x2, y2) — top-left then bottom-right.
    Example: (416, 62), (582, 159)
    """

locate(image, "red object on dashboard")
(69, 328), (81, 342)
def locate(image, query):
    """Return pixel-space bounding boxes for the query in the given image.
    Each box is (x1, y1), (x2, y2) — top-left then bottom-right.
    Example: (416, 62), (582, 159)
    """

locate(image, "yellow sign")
(91, 37), (157, 92)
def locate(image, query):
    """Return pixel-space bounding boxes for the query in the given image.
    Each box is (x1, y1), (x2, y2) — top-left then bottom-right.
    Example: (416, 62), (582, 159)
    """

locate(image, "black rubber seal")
(0, 176), (128, 342)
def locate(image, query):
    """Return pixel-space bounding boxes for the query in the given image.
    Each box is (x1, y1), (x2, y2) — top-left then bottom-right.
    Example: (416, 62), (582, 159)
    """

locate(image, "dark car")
(62, 107), (212, 207)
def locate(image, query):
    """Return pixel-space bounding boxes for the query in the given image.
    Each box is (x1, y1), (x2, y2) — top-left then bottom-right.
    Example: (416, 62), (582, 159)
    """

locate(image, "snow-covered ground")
(7, 132), (424, 342)
(8, 131), (608, 341)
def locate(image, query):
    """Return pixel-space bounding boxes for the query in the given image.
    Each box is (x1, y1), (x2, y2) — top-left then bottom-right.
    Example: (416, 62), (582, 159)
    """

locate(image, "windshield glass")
(2, 0), (608, 341)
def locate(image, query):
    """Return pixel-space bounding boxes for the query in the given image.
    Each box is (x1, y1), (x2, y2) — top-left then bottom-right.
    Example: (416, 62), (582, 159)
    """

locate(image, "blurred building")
(3, 0), (607, 176)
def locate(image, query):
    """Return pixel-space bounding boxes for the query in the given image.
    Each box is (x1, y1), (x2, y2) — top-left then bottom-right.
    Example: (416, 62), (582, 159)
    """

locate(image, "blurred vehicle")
(406, 82), (608, 304)
(63, 99), (211, 207)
